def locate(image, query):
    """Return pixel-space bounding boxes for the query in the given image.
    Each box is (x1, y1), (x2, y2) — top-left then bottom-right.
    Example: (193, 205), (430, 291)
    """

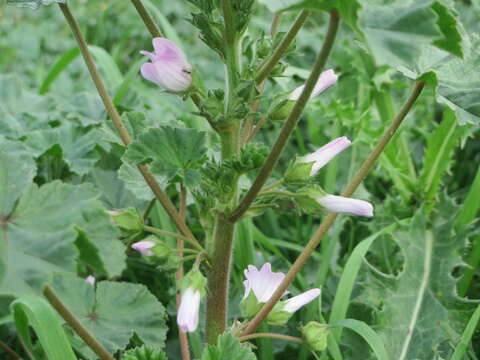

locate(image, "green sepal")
(293, 185), (327, 215)
(240, 292), (263, 319)
(268, 99), (296, 121)
(265, 302), (292, 326)
(284, 159), (314, 184)
(109, 208), (143, 231)
(181, 269), (207, 294)
(301, 321), (329, 351)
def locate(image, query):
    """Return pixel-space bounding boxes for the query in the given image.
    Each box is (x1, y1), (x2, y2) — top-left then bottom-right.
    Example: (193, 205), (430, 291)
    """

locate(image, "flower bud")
(85, 275), (96, 286)
(131, 240), (156, 256)
(316, 195), (374, 217)
(288, 69), (338, 101)
(301, 321), (330, 351)
(268, 99), (296, 121)
(177, 270), (207, 333)
(140, 38), (192, 93)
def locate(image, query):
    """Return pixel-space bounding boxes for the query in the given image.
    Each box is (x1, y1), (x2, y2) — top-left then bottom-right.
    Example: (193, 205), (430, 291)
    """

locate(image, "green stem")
(238, 333), (304, 344)
(255, 10), (310, 84)
(58, 3), (200, 248)
(143, 225), (203, 251)
(259, 179), (284, 194)
(130, 0), (163, 37)
(43, 286), (114, 360)
(241, 81), (425, 335)
(229, 10), (340, 223)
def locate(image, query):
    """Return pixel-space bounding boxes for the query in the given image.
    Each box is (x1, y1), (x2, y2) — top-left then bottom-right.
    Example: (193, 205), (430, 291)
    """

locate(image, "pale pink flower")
(131, 240), (156, 256)
(243, 263), (287, 303)
(283, 288), (321, 313)
(85, 276), (96, 286)
(243, 264), (319, 314)
(288, 69), (338, 101)
(316, 195), (374, 217)
(177, 287), (201, 332)
(140, 38), (192, 92)
(302, 137), (351, 176)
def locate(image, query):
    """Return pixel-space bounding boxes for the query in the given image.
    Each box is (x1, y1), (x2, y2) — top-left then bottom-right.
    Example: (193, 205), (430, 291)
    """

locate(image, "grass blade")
(39, 47), (80, 94)
(332, 319), (389, 360)
(11, 295), (77, 360)
(450, 303), (480, 360)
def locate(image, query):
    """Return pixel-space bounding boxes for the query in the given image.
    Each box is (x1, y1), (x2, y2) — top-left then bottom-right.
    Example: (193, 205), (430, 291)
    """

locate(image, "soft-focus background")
(1, 0), (479, 359)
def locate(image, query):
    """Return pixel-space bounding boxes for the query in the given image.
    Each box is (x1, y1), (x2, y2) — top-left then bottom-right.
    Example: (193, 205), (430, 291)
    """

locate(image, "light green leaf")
(360, 208), (477, 359)
(6, 0), (64, 9)
(201, 332), (257, 360)
(11, 295), (77, 360)
(451, 303), (480, 360)
(118, 162), (167, 201)
(419, 109), (469, 205)
(358, 0), (443, 69)
(51, 274), (167, 354)
(398, 38), (480, 125)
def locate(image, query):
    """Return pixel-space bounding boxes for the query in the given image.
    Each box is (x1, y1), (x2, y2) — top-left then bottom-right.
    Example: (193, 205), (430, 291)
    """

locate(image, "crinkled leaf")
(51, 273), (167, 354)
(201, 332), (257, 360)
(431, 1), (464, 58)
(359, 206), (477, 359)
(122, 345), (167, 360)
(124, 126), (207, 184)
(257, 0), (359, 28)
(0, 179), (126, 297)
(102, 111), (149, 146)
(25, 123), (101, 175)
(399, 39), (480, 125)
(7, 0), (65, 9)
(358, 0), (443, 69)
(118, 162), (167, 201)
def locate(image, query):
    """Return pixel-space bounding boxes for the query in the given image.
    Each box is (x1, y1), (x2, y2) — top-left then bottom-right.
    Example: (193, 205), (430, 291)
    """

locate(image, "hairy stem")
(58, 3), (200, 248)
(242, 82), (425, 335)
(239, 333), (304, 344)
(255, 10), (310, 84)
(130, 0), (163, 37)
(205, 3), (241, 337)
(229, 10), (340, 223)
(270, 13), (283, 39)
(43, 286), (114, 360)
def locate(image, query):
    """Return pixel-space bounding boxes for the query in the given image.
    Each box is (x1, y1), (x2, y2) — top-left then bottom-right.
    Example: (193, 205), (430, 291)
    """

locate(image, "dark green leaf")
(122, 345), (167, 360)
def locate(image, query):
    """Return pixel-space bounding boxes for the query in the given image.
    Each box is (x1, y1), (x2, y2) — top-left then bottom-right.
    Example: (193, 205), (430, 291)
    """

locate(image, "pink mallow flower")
(301, 136), (351, 176)
(131, 240), (156, 256)
(243, 263), (320, 315)
(85, 276), (96, 286)
(288, 69), (338, 101)
(316, 195), (374, 217)
(140, 37), (192, 92)
(177, 287), (201, 332)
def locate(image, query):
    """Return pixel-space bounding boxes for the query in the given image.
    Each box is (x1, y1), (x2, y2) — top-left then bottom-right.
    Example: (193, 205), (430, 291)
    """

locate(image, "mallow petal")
(85, 276), (95, 286)
(302, 136), (351, 176)
(316, 195), (374, 217)
(283, 288), (321, 313)
(131, 240), (156, 256)
(288, 69), (338, 101)
(177, 287), (201, 332)
(243, 263), (287, 303)
(140, 37), (192, 92)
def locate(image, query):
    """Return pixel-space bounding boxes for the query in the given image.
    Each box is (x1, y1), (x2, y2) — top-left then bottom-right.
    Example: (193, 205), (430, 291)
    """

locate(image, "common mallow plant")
(7, 0), (449, 358)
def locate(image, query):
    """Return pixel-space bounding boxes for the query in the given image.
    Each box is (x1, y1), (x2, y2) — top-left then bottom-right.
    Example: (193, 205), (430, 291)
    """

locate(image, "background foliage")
(0, 0), (479, 359)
